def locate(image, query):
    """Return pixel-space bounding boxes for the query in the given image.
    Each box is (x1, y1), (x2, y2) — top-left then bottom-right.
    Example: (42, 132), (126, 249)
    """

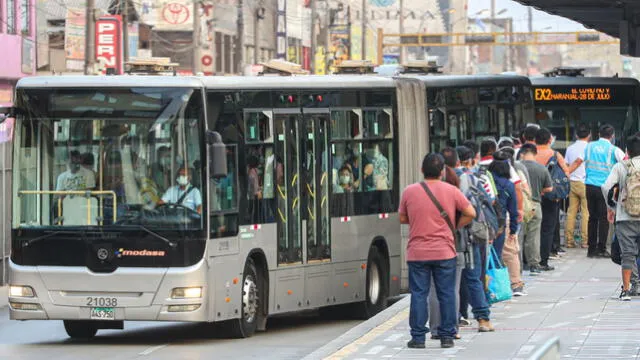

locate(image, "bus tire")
(228, 258), (260, 338)
(354, 247), (388, 319)
(63, 320), (98, 339)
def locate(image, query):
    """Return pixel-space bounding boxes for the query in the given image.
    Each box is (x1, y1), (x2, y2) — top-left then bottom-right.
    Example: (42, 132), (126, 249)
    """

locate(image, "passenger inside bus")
(159, 167), (202, 214)
(334, 166), (355, 193)
(56, 150), (96, 191)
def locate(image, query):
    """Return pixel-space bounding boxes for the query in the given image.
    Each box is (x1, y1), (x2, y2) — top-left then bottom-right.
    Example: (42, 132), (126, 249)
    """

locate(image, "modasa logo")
(115, 248), (166, 258)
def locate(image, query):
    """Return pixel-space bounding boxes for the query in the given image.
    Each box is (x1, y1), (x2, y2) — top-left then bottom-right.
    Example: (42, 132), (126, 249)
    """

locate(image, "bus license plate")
(90, 307), (115, 320)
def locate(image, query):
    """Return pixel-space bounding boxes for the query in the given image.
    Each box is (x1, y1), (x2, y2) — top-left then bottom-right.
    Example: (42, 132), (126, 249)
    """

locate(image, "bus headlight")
(171, 287), (202, 299)
(10, 302), (42, 311)
(9, 285), (35, 298)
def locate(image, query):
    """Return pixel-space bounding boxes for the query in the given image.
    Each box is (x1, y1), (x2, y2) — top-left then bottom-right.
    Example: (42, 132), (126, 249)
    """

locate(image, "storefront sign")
(95, 15), (123, 74)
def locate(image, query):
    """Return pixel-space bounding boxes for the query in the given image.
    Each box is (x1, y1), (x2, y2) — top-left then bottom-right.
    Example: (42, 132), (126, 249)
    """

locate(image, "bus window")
(331, 109), (361, 140)
(363, 109), (392, 139)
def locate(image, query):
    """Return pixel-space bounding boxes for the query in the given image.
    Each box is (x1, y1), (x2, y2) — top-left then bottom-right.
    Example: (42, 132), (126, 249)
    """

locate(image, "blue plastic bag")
(485, 245), (512, 304)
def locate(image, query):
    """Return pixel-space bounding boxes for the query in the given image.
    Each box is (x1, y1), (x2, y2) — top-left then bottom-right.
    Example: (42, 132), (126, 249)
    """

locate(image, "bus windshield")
(12, 87), (205, 230)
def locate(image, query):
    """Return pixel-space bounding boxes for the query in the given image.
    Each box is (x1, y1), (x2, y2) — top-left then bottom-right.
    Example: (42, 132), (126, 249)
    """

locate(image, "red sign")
(162, 3), (190, 25)
(95, 15), (123, 75)
(302, 47), (310, 70)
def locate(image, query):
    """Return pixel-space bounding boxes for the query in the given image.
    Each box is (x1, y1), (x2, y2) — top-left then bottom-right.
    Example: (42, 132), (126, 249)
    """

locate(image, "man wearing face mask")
(160, 167), (202, 214)
(56, 150), (96, 191)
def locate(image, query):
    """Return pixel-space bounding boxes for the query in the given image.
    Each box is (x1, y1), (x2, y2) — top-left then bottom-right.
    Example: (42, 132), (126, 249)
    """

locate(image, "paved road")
(0, 307), (361, 359)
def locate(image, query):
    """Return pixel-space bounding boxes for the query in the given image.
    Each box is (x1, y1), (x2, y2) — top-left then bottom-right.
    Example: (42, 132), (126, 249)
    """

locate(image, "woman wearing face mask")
(159, 167), (203, 214)
(335, 166), (354, 193)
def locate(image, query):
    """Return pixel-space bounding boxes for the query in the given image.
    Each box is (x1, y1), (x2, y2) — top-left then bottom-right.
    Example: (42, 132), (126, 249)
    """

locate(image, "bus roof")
(530, 76), (640, 87)
(201, 75), (395, 90)
(16, 76), (204, 88)
(404, 74), (532, 88)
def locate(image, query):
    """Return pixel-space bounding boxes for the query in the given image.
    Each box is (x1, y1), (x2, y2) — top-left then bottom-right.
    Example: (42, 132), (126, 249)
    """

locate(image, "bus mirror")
(207, 130), (228, 179)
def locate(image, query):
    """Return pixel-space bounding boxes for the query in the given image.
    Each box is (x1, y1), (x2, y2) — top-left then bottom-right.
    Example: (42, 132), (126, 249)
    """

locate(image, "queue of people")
(399, 123), (636, 349)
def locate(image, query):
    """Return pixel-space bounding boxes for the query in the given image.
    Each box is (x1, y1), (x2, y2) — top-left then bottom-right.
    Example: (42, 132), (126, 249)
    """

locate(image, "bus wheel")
(63, 320), (98, 339)
(228, 259), (260, 338)
(355, 248), (388, 319)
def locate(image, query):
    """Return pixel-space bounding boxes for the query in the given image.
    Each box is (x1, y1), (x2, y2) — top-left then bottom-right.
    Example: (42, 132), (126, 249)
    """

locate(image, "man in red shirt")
(399, 153), (476, 349)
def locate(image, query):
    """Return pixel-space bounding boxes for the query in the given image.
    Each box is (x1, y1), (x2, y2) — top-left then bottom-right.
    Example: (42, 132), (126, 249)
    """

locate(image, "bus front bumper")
(8, 259), (210, 322)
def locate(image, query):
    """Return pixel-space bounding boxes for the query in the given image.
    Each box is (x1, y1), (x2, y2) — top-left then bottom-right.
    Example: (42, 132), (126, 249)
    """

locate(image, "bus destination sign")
(534, 87), (612, 102)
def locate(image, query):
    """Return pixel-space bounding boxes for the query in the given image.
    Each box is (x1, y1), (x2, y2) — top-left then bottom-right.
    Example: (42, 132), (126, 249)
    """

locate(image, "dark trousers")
(462, 244), (490, 320)
(459, 276), (469, 319)
(408, 257), (458, 343)
(586, 184), (608, 255)
(540, 198), (559, 266)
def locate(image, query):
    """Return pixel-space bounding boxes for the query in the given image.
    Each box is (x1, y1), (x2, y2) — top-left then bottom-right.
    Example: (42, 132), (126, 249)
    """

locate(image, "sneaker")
(620, 287), (632, 301)
(407, 339), (425, 349)
(599, 250), (612, 258)
(478, 319), (495, 332)
(549, 253), (561, 260)
(539, 264), (555, 271)
(512, 286), (527, 297)
(459, 317), (472, 326)
(529, 265), (542, 274)
(557, 247), (567, 254)
(440, 338), (455, 348)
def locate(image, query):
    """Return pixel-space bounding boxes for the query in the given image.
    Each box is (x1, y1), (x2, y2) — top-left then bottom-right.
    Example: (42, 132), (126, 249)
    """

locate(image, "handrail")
(18, 190), (118, 224)
(528, 337), (560, 360)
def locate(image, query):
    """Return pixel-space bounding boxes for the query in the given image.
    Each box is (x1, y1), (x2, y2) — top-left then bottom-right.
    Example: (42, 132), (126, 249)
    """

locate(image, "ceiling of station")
(513, 0), (640, 38)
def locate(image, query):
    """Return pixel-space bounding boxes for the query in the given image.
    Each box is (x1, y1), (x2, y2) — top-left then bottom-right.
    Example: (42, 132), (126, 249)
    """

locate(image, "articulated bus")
(6, 73), (530, 339)
(7, 75), (433, 339)
(532, 70), (640, 152)
(412, 75), (535, 152)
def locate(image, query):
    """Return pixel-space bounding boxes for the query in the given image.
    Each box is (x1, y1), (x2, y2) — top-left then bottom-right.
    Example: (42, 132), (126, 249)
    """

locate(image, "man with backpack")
(535, 128), (569, 271)
(519, 144), (553, 273)
(456, 146), (495, 331)
(571, 125), (625, 258)
(602, 135), (640, 300)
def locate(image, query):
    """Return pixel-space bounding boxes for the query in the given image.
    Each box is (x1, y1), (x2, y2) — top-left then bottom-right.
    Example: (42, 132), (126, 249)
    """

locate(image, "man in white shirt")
(564, 124), (591, 248)
(56, 151), (96, 191)
(160, 167), (202, 214)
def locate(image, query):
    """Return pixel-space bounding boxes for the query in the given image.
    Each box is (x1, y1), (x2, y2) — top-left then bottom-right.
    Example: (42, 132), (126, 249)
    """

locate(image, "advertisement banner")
(64, 8), (85, 61)
(129, 23), (139, 59)
(95, 15), (123, 74)
(328, 25), (350, 71)
(155, 0), (193, 31)
(0, 118), (15, 144)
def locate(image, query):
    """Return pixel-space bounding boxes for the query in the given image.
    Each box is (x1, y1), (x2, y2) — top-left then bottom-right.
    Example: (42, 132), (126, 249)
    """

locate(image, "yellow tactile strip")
(324, 308), (410, 360)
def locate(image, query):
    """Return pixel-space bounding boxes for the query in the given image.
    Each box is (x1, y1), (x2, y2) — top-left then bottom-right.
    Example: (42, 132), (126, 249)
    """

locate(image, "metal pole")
(2, 143), (6, 286)
(399, 0), (404, 64)
(122, 0), (129, 62)
(490, 0), (495, 73)
(361, 0), (366, 60)
(236, 0), (245, 73)
(84, 0), (96, 75)
(254, 9), (260, 65)
(193, 0), (199, 74)
(310, 0), (316, 72)
(527, 7), (532, 75)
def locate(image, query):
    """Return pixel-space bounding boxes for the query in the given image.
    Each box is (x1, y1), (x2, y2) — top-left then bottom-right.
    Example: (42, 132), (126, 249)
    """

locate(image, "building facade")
(0, 0), (36, 107)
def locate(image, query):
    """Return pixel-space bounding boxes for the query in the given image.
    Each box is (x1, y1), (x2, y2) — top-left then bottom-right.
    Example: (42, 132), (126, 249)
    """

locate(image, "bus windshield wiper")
(22, 230), (84, 247)
(121, 225), (177, 248)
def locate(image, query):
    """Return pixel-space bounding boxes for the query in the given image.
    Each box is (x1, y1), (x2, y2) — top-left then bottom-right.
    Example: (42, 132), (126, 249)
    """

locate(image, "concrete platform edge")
(302, 294), (410, 360)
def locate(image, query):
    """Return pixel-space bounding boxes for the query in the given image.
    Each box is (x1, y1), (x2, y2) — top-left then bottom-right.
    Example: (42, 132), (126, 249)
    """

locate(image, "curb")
(302, 294), (410, 360)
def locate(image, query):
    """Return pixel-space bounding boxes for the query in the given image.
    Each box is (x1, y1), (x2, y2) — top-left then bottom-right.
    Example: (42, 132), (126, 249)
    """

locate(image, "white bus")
(7, 75), (418, 339)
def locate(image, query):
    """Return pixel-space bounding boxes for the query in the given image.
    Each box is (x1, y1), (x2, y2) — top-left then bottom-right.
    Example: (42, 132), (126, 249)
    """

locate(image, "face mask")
(177, 175), (189, 186)
(550, 136), (556, 147)
(340, 175), (350, 185)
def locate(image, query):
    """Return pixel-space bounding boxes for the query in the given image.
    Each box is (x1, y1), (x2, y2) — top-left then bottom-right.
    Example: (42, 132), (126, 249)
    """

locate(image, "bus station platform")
(304, 250), (640, 360)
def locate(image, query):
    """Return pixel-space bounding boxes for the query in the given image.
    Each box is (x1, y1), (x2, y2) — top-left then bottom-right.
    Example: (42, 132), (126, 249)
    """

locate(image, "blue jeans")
(408, 257), (457, 343)
(462, 244), (490, 320)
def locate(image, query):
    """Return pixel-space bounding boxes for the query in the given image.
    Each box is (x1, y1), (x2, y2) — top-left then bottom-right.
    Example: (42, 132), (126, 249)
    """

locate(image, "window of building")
(7, 0), (16, 34)
(20, 0), (29, 35)
(224, 34), (231, 73)
(215, 32), (222, 73)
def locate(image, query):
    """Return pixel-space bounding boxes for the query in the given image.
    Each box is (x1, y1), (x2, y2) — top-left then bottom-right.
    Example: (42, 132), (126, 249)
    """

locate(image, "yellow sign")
(534, 87), (612, 102)
(314, 47), (326, 75)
